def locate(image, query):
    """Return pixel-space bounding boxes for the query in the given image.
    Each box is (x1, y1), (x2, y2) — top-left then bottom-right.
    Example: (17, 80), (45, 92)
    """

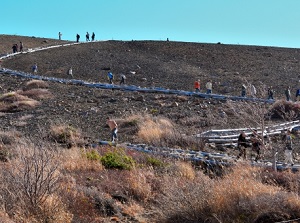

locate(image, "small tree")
(0, 140), (62, 220)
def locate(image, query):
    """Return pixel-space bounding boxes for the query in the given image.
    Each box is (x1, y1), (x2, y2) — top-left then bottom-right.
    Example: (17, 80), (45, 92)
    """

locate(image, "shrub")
(146, 155), (164, 168)
(100, 148), (135, 170)
(269, 100), (300, 120)
(0, 141), (63, 222)
(84, 149), (101, 161)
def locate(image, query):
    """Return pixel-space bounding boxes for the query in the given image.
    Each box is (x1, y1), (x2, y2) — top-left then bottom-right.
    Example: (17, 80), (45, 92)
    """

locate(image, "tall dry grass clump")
(61, 147), (103, 171)
(23, 80), (49, 90)
(50, 124), (85, 147)
(136, 114), (174, 145)
(157, 170), (214, 223)
(122, 169), (152, 202)
(165, 161), (196, 180)
(209, 164), (300, 222)
(155, 164), (300, 223)
(18, 88), (53, 99)
(0, 92), (40, 112)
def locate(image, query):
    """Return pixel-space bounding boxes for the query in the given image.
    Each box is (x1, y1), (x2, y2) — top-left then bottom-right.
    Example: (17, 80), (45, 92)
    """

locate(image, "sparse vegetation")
(2, 35), (300, 222)
(100, 148), (135, 170)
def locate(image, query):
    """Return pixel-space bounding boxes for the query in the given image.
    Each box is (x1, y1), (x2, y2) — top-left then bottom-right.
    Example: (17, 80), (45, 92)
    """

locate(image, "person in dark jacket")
(237, 131), (248, 159)
(251, 130), (262, 162)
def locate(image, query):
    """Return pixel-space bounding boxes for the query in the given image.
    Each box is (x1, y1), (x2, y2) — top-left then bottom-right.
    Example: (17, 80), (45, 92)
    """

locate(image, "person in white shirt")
(206, 80), (212, 94)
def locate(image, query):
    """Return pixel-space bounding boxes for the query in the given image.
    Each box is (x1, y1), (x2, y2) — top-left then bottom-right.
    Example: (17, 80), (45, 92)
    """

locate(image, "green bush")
(146, 155), (164, 168)
(85, 149), (101, 161)
(100, 149), (135, 170)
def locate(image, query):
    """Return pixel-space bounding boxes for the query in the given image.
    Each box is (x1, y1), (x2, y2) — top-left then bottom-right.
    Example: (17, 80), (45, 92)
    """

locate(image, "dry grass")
(137, 115), (174, 144)
(155, 163), (300, 223)
(35, 195), (73, 223)
(18, 88), (53, 99)
(1, 137), (300, 222)
(23, 80), (49, 91)
(122, 169), (152, 202)
(0, 92), (40, 112)
(50, 124), (85, 147)
(165, 161), (196, 180)
(61, 147), (103, 171)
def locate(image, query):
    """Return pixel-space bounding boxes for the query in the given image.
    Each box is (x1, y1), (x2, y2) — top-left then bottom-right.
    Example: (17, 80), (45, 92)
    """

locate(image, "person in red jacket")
(194, 80), (200, 92)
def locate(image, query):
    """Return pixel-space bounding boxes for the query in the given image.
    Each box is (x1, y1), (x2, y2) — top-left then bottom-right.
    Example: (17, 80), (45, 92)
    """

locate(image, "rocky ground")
(1, 35), (300, 154)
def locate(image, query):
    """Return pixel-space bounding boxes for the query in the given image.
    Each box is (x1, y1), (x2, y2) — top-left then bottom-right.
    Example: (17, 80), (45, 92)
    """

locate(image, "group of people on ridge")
(12, 42), (23, 53)
(237, 129), (295, 166)
(75, 32), (96, 42)
(107, 71), (126, 85)
(194, 79), (213, 94)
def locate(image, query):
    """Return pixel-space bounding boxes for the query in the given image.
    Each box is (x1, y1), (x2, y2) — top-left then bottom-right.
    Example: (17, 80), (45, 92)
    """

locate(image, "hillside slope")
(1, 35), (300, 145)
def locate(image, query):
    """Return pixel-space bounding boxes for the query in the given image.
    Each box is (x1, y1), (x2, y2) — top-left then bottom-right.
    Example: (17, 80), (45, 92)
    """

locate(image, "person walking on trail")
(19, 41), (24, 52)
(283, 129), (294, 166)
(206, 80), (212, 94)
(91, 32), (95, 41)
(285, 86), (291, 101)
(250, 84), (257, 98)
(76, 34), (80, 42)
(58, 32), (62, 40)
(86, 32), (90, 41)
(267, 86), (274, 100)
(107, 72), (114, 84)
(251, 130), (262, 162)
(32, 63), (38, 73)
(12, 44), (17, 53)
(241, 84), (247, 97)
(120, 74), (126, 85)
(106, 117), (118, 143)
(237, 131), (248, 159)
(194, 80), (200, 92)
(296, 88), (300, 101)
(68, 67), (73, 78)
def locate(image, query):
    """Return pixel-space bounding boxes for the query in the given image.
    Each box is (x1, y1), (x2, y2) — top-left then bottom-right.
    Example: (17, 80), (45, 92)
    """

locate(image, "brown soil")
(1, 35), (300, 147)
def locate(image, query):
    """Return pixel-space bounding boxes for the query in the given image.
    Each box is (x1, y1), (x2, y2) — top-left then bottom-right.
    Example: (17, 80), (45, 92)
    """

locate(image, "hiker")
(86, 32), (90, 41)
(241, 84), (247, 97)
(12, 44), (17, 53)
(19, 41), (23, 52)
(251, 130), (261, 162)
(237, 131), (249, 159)
(106, 117), (118, 142)
(206, 80), (212, 94)
(58, 32), (62, 40)
(76, 34), (80, 42)
(285, 86), (291, 101)
(194, 80), (200, 92)
(296, 88), (300, 101)
(107, 72), (114, 84)
(283, 129), (294, 166)
(250, 84), (257, 98)
(91, 32), (95, 41)
(32, 63), (38, 73)
(267, 86), (274, 100)
(120, 74), (126, 85)
(68, 67), (73, 78)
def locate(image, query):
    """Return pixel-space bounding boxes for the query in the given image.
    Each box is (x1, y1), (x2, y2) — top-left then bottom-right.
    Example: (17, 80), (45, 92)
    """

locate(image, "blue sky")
(2, 0), (300, 48)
